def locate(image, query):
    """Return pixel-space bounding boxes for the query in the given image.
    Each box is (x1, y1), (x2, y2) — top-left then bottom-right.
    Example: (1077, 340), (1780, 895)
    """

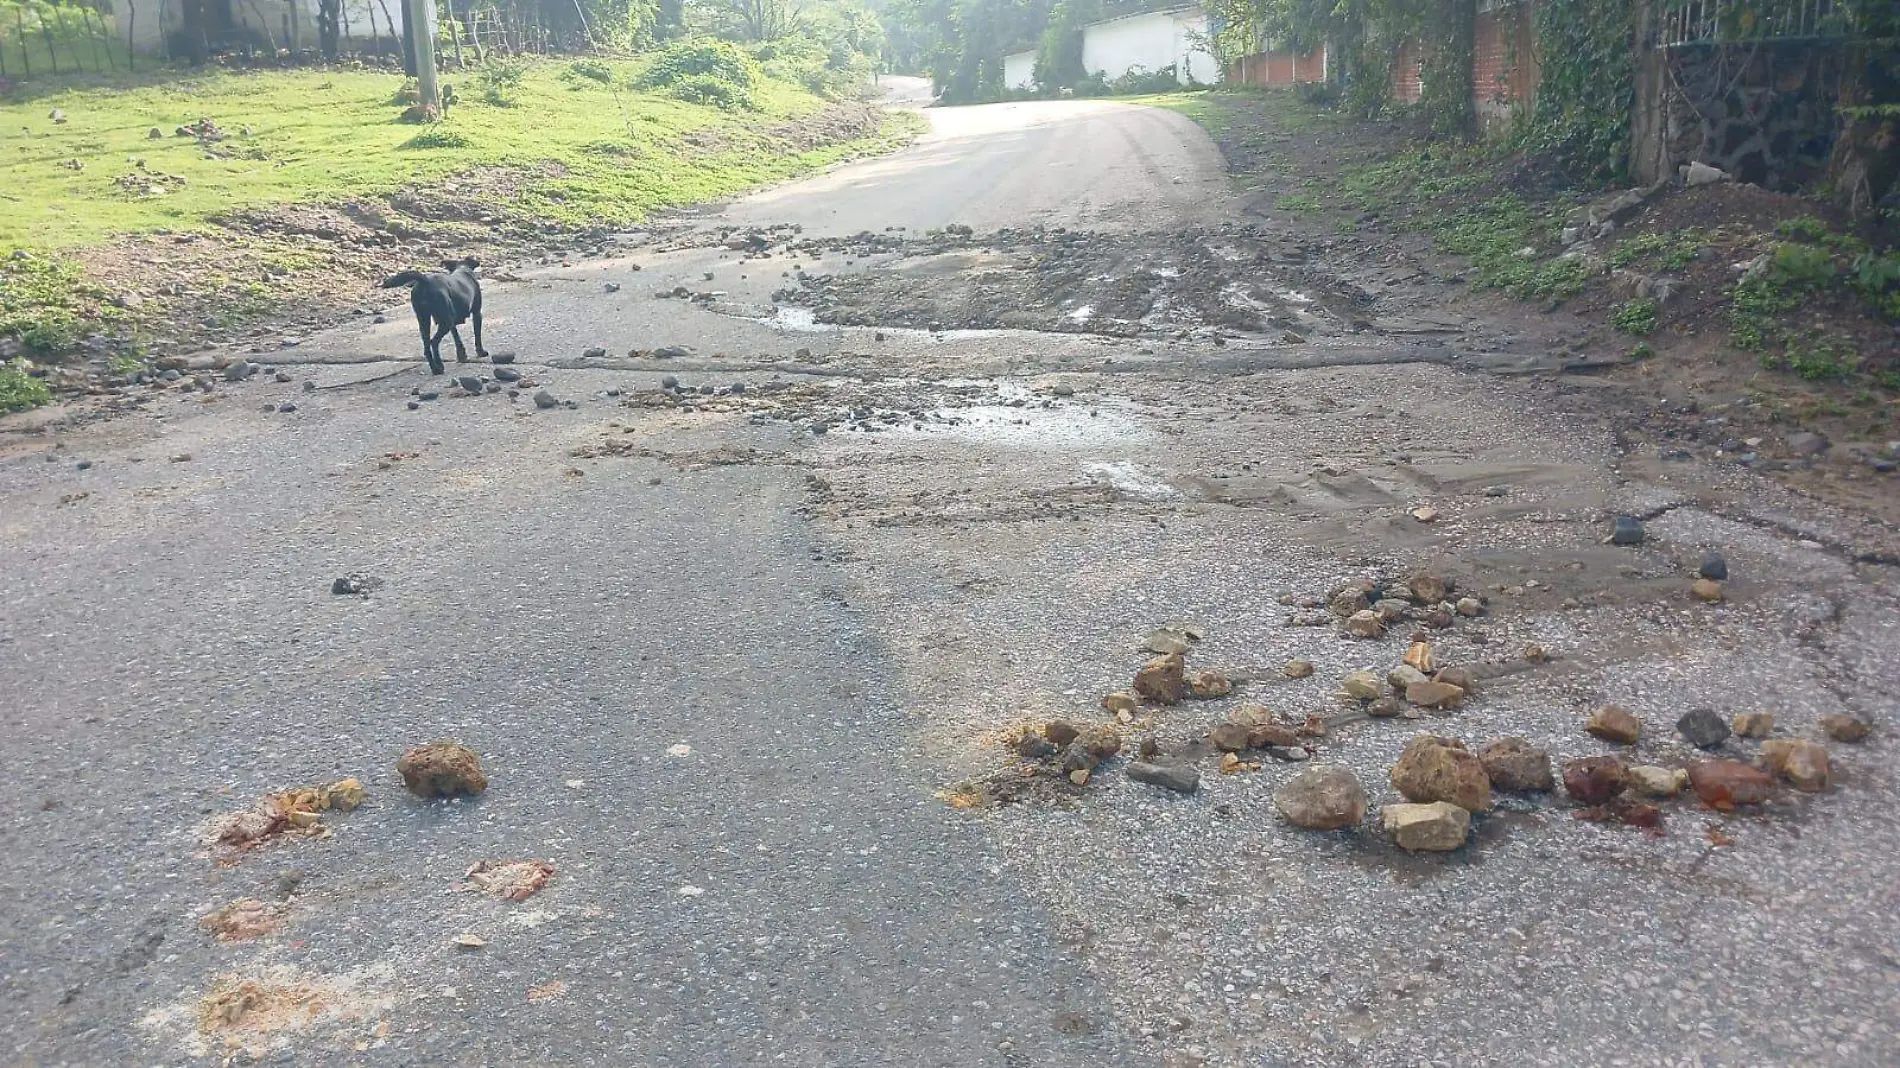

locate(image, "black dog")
(381, 257), (488, 375)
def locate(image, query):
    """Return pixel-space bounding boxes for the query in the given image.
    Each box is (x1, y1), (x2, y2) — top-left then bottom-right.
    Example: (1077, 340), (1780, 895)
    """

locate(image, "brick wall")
(1390, 39), (1423, 103)
(1473, 2), (1538, 123)
(1228, 45), (1328, 87)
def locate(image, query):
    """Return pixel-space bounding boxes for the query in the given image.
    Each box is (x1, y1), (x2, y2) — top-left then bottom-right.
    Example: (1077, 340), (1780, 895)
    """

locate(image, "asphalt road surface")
(5, 98), (1898, 1068)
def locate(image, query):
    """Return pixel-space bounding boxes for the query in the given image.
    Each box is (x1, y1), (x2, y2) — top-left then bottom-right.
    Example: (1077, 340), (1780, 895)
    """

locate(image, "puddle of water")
(759, 305), (1014, 342)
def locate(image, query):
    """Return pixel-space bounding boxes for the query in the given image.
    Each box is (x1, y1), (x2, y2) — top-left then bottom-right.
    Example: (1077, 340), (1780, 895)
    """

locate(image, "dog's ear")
(441, 259), (463, 272)
(460, 256), (479, 270)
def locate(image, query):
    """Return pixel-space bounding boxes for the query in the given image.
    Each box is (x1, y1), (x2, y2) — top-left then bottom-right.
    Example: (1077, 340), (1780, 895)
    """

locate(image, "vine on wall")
(1524, 0), (1635, 181)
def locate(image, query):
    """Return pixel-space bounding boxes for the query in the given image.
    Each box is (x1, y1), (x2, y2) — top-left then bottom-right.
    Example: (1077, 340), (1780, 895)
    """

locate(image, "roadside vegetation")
(0, 1), (915, 412)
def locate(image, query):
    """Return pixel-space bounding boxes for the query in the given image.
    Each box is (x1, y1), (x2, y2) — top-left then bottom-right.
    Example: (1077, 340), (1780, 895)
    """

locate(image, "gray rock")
(490, 351), (516, 364)
(407, 401), (420, 410)
(533, 390), (557, 410)
(494, 367), (521, 383)
(1126, 762), (1200, 795)
(1273, 766), (1366, 829)
(303, 379), (316, 391)
(1682, 161), (1730, 186)
(277, 403), (296, 413)
(419, 391), (440, 401)
(661, 375), (679, 389)
(582, 346), (607, 358)
(456, 375), (484, 394)
(330, 573), (383, 596)
(654, 345), (692, 359)
(1787, 431), (1830, 456)
(1698, 551), (1728, 581)
(1677, 707), (1731, 749)
(222, 360), (253, 382)
(1611, 515), (1645, 545)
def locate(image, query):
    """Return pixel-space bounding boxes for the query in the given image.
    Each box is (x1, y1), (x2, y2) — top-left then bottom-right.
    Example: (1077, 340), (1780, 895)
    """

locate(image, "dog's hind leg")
(449, 325), (470, 363)
(430, 323), (456, 374)
(472, 305), (489, 360)
(419, 312), (445, 375)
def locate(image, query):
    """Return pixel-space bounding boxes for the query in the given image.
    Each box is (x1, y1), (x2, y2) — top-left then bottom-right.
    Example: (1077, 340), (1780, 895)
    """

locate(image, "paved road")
(6, 97), (1900, 1068)
(0, 101), (1217, 1067)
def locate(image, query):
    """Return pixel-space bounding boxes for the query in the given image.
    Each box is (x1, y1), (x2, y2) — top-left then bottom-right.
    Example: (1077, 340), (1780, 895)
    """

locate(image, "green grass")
(0, 366), (53, 412)
(1130, 91), (1229, 135)
(1611, 298), (1658, 335)
(0, 58), (914, 249)
(1276, 193), (1321, 213)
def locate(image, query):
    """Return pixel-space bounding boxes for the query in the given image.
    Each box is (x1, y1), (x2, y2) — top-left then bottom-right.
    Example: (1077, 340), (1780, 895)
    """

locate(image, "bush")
(564, 58), (615, 85)
(0, 255), (115, 355)
(0, 367), (52, 413)
(638, 40), (761, 93)
(402, 127), (471, 149)
(666, 73), (755, 112)
(1108, 65), (1182, 95)
(478, 60), (527, 107)
(1611, 298), (1658, 335)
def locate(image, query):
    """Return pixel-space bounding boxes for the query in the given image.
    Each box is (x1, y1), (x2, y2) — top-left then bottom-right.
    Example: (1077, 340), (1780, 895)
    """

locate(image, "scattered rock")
(1677, 708), (1731, 749)
(1016, 734), (1056, 760)
(1698, 552), (1728, 581)
(1390, 735), (1491, 812)
(1344, 610), (1385, 639)
(1330, 589), (1370, 616)
(1283, 659), (1315, 679)
(1585, 705), (1643, 745)
(1820, 714), (1870, 743)
(1408, 571), (1450, 604)
(455, 375), (484, 394)
(1080, 729), (1122, 760)
(1339, 670), (1384, 701)
(494, 367), (521, 383)
(463, 858), (554, 901)
(1563, 756), (1629, 804)
(1127, 762), (1200, 794)
(1382, 802), (1470, 851)
(1373, 599), (1411, 623)
(1187, 671), (1234, 700)
(329, 573), (382, 596)
(1690, 578), (1724, 603)
(1759, 739), (1830, 792)
(1478, 737), (1554, 792)
(490, 351), (516, 364)
(1610, 516), (1645, 545)
(396, 742), (488, 799)
(1367, 697), (1401, 718)
(198, 898), (283, 942)
(1043, 721), (1080, 747)
(533, 390), (557, 410)
(1100, 692), (1139, 715)
(1682, 160), (1730, 186)
(1402, 641), (1435, 674)
(1405, 680), (1466, 709)
(1433, 665), (1474, 692)
(1133, 652), (1187, 705)
(1455, 597), (1484, 617)
(223, 360), (253, 382)
(1687, 759), (1775, 809)
(1732, 711), (1774, 739)
(1411, 505), (1439, 523)
(1786, 430), (1830, 456)
(1388, 665), (1430, 691)
(1142, 628), (1194, 655)
(1273, 766), (1367, 829)
(1627, 765), (1687, 797)
(1208, 723), (1253, 752)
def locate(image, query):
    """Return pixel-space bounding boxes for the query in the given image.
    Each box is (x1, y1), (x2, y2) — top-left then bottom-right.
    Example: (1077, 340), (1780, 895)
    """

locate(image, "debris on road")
(1627, 765), (1688, 797)
(463, 859), (555, 901)
(1133, 651), (1187, 705)
(1585, 705), (1643, 744)
(199, 898), (284, 942)
(1477, 737), (1554, 792)
(1820, 714), (1871, 742)
(330, 573), (383, 596)
(1126, 761), (1200, 794)
(1563, 756), (1630, 805)
(1688, 759), (1776, 809)
(396, 742), (488, 798)
(1759, 739), (1831, 792)
(1677, 708), (1732, 749)
(1733, 711), (1774, 739)
(1382, 801), (1469, 851)
(206, 778), (365, 861)
(1274, 765), (1366, 829)
(1389, 735), (1491, 812)
(453, 933), (488, 949)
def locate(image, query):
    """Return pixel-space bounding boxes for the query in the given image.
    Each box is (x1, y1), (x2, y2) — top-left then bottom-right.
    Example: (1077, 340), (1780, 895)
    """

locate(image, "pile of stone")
(1336, 640), (1475, 718)
(1307, 569), (1484, 641)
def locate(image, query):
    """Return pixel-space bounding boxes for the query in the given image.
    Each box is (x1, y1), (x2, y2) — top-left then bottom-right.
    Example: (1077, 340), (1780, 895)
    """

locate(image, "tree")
(691, 0), (805, 41)
(317, 0), (342, 60)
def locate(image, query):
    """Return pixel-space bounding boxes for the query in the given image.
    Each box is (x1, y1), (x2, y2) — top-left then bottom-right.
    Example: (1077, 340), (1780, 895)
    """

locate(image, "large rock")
(1405, 680), (1466, 709)
(1133, 652), (1187, 705)
(1208, 723), (1253, 753)
(1344, 610), (1385, 639)
(1759, 739), (1830, 792)
(1382, 802), (1470, 851)
(1127, 762), (1200, 794)
(1677, 708), (1731, 749)
(1408, 571), (1450, 604)
(397, 742), (488, 799)
(1732, 711), (1774, 739)
(1585, 705), (1643, 744)
(1339, 670), (1384, 701)
(1563, 756), (1628, 804)
(1390, 735), (1491, 812)
(1478, 737), (1554, 792)
(1687, 759), (1775, 808)
(1188, 670), (1234, 699)
(1274, 766), (1367, 830)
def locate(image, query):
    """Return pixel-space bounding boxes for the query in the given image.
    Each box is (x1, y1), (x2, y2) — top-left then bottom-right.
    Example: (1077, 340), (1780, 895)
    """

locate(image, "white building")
(1081, 5), (1219, 87)
(110, 0), (408, 56)
(1003, 49), (1037, 92)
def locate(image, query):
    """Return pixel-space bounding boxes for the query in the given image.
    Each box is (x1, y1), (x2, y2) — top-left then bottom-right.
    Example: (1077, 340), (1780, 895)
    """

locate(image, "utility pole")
(406, 0), (440, 110)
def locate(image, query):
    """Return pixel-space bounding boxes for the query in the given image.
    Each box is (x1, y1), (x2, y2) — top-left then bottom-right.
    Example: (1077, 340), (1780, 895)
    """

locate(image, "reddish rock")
(1433, 665), (1475, 692)
(1245, 722), (1302, 749)
(1044, 721), (1080, 747)
(1688, 759), (1776, 809)
(1390, 735), (1491, 812)
(397, 742), (488, 799)
(1820, 714), (1870, 743)
(1208, 723), (1253, 753)
(1562, 756), (1628, 805)
(1188, 670), (1234, 699)
(1133, 653), (1187, 705)
(1405, 680), (1466, 709)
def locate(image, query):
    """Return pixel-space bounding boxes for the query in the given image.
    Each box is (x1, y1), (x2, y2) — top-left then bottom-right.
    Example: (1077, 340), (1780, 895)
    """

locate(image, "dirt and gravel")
(3, 94), (1898, 1066)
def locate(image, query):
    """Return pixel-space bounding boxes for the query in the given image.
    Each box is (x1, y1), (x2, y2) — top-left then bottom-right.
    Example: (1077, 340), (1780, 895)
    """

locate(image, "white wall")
(1003, 49), (1036, 91)
(1081, 7), (1219, 86)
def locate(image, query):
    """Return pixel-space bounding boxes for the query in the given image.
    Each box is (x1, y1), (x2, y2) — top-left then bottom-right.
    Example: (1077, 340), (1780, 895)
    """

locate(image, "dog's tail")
(381, 270), (425, 289)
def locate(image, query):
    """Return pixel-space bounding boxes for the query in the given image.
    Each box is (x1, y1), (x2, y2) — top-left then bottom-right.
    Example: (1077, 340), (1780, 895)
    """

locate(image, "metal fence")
(0, 0), (131, 78)
(1658, 0), (1857, 47)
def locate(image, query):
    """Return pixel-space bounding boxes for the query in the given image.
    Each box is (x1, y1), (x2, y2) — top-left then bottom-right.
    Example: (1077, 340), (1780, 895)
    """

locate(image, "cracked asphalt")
(4, 94), (1898, 1067)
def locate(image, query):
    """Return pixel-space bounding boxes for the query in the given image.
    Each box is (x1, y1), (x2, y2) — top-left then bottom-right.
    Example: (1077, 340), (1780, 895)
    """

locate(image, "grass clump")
(401, 127), (471, 150)
(1611, 298), (1658, 334)
(637, 40), (761, 111)
(1, 254), (117, 354)
(0, 367), (53, 413)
